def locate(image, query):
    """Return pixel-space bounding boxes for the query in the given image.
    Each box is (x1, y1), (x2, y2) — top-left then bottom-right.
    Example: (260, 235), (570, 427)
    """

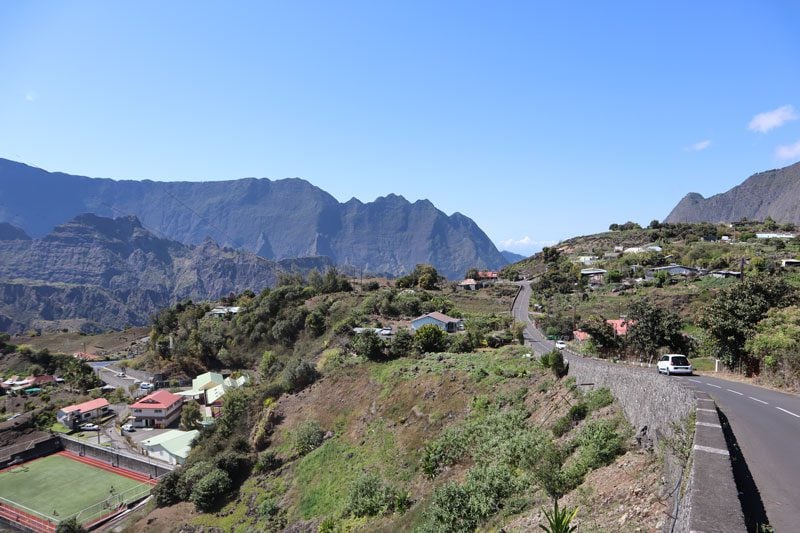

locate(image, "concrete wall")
(564, 352), (745, 532)
(0, 435), (61, 469)
(59, 436), (173, 479)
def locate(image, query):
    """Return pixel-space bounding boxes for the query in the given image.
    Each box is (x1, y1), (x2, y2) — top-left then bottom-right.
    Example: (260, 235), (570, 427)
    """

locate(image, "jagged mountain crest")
(0, 158), (506, 278)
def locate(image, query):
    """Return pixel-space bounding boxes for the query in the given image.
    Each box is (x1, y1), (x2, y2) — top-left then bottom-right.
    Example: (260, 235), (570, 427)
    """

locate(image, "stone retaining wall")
(564, 352), (745, 532)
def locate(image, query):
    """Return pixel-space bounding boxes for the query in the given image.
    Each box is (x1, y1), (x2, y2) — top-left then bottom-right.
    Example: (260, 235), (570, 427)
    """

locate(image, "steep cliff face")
(665, 161), (800, 223)
(0, 158), (507, 278)
(0, 215), (331, 333)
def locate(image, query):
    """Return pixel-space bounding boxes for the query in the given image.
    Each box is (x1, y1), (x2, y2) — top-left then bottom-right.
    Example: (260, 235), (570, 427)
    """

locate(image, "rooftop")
(60, 397), (110, 414)
(130, 389), (182, 410)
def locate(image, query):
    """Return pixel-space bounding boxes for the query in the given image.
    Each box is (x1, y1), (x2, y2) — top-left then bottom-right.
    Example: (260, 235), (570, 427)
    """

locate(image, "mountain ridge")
(0, 158), (506, 278)
(0, 214), (331, 333)
(665, 161), (800, 224)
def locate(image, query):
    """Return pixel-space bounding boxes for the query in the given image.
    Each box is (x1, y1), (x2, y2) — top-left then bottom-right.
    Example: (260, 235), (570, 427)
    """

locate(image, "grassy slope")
(190, 346), (665, 532)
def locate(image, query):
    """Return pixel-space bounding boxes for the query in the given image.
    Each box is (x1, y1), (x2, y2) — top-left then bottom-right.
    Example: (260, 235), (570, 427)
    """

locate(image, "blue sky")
(2, 1), (800, 254)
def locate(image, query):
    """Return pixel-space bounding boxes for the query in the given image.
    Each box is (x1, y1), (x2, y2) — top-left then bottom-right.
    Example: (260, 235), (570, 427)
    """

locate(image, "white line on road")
(688, 378), (702, 383)
(693, 444), (729, 456)
(706, 383), (722, 389)
(776, 407), (800, 419)
(749, 397), (768, 405)
(726, 389), (743, 396)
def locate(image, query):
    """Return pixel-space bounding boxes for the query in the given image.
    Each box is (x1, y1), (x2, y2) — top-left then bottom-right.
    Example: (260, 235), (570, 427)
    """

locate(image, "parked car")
(80, 423), (99, 431)
(121, 423), (134, 432)
(9, 413), (22, 420)
(139, 382), (153, 389)
(555, 340), (567, 350)
(115, 371), (126, 378)
(657, 354), (693, 376)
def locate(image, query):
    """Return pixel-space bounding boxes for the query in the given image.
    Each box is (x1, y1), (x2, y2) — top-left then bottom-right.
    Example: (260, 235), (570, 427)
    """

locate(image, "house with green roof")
(140, 429), (200, 465)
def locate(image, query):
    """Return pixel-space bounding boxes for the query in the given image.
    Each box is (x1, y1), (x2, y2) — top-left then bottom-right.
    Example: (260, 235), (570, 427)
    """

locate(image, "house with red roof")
(130, 390), (183, 429)
(57, 398), (111, 429)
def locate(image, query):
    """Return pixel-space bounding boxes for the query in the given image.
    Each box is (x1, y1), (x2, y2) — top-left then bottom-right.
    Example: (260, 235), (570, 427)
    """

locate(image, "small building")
(645, 264), (700, 279)
(710, 270), (742, 279)
(207, 306), (241, 318)
(411, 312), (463, 333)
(623, 244), (663, 254)
(575, 256), (598, 265)
(458, 278), (478, 290)
(130, 390), (183, 429)
(756, 233), (795, 240)
(353, 327), (394, 337)
(140, 429), (199, 465)
(607, 318), (634, 336)
(57, 398), (111, 429)
(476, 271), (499, 281)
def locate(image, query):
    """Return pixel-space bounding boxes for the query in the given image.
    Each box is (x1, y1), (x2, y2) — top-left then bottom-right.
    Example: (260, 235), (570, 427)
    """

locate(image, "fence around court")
(73, 479), (154, 526)
(0, 496), (57, 532)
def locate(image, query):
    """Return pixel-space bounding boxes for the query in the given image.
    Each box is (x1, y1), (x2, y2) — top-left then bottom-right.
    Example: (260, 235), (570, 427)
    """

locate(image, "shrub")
(56, 517), (86, 533)
(254, 451), (282, 474)
(346, 472), (410, 517)
(259, 497), (280, 518)
(421, 427), (468, 478)
(415, 324), (448, 353)
(568, 402), (588, 422)
(352, 330), (386, 361)
(292, 420), (324, 456)
(282, 360), (318, 392)
(177, 461), (214, 500)
(575, 419), (624, 470)
(585, 387), (613, 411)
(551, 416), (572, 438)
(549, 350), (568, 378)
(423, 482), (478, 532)
(190, 468), (232, 511)
(153, 470), (181, 506)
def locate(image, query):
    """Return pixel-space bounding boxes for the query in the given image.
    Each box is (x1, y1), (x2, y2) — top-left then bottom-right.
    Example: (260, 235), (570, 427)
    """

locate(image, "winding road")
(512, 281), (800, 531)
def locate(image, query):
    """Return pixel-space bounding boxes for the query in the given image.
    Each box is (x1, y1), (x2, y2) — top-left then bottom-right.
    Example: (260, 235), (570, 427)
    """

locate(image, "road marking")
(748, 397), (768, 405)
(696, 421), (722, 428)
(706, 383), (722, 389)
(726, 389), (743, 396)
(776, 407), (800, 419)
(696, 398), (715, 403)
(688, 378), (702, 383)
(693, 444), (729, 456)
(696, 408), (716, 413)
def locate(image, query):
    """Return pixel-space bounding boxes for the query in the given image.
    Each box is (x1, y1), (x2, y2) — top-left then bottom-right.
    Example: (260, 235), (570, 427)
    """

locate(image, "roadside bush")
(568, 402), (588, 422)
(292, 420), (324, 456)
(574, 419), (624, 470)
(551, 416), (573, 438)
(190, 468), (232, 511)
(584, 388), (613, 411)
(346, 472), (410, 517)
(549, 350), (568, 378)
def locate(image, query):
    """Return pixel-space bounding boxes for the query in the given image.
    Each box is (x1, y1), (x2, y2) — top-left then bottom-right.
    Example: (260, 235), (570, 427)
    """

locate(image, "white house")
(208, 306), (241, 318)
(756, 233), (795, 240)
(140, 429), (199, 465)
(57, 398), (111, 429)
(130, 390), (183, 429)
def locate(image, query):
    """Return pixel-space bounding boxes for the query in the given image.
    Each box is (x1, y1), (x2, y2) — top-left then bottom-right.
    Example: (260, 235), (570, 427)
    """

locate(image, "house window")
(154, 409), (163, 413)
(134, 409), (142, 414)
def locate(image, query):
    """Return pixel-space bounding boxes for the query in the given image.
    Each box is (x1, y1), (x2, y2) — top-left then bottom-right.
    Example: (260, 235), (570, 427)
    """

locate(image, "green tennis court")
(0, 454), (148, 523)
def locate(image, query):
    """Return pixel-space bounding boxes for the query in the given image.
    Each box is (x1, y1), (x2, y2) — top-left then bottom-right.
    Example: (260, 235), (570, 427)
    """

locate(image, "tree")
(745, 306), (800, 387)
(352, 330), (386, 361)
(56, 517), (86, 533)
(388, 328), (415, 359)
(181, 400), (202, 431)
(396, 264), (443, 290)
(648, 219), (662, 230)
(578, 316), (621, 357)
(465, 268), (479, 280)
(626, 300), (685, 363)
(190, 468), (232, 511)
(700, 276), (796, 373)
(414, 324), (448, 353)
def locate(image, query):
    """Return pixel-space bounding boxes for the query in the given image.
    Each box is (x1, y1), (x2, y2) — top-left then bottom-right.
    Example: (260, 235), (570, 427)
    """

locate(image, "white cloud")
(499, 236), (557, 253)
(686, 139), (712, 152)
(748, 105), (798, 133)
(25, 92), (37, 102)
(775, 140), (800, 160)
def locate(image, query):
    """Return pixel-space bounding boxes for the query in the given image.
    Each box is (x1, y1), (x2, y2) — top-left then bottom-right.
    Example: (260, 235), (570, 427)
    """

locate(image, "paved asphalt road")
(675, 374), (800, 531)
(512, 281), (800, 531)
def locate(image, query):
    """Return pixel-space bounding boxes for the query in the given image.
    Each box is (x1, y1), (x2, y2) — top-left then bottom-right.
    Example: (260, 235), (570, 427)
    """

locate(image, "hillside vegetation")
(503, 221), (800, 389)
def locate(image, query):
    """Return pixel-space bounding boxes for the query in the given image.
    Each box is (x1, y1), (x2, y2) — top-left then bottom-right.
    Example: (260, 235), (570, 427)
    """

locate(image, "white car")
(80, 423), (100, 431)
(115, 371), (126, 378)
(139, 382), (153, 389)
(657, 354), (693, 376)
(555, 340), (567, 350)
(121, 423), (134, 432)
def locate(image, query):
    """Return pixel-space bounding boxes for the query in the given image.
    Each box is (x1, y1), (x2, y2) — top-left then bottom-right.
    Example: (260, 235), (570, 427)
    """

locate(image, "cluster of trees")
(578, 299), (690, 362)
(395, 264), (444, 290)
(700, 276), (797, 378)
(9, 345), (101, 392)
